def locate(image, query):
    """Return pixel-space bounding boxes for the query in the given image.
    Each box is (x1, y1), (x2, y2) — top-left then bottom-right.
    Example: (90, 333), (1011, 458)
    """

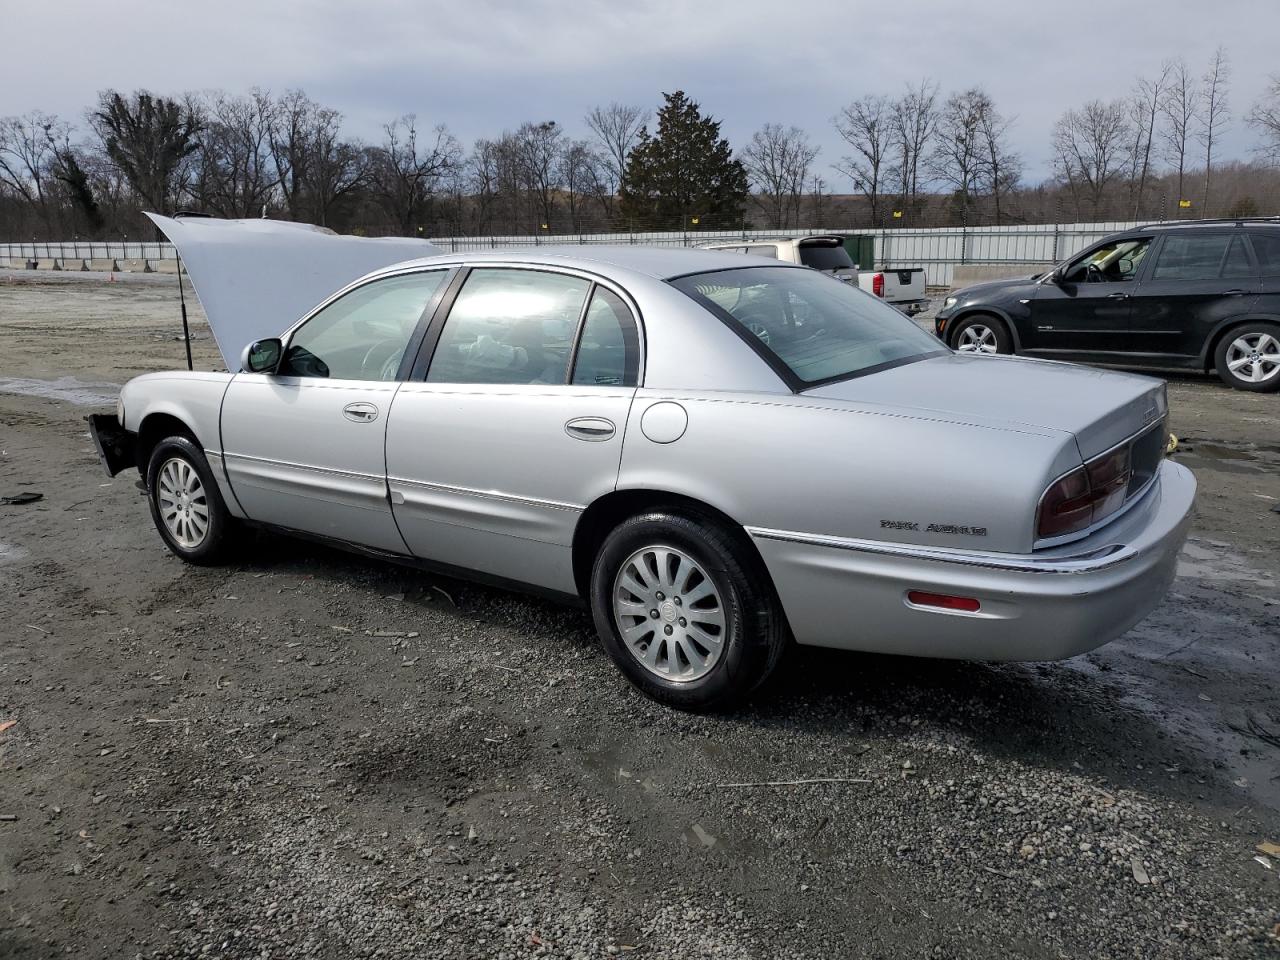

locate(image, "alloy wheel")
(156, 457), (209, 549)
(612, 545), (726, 683)
(957, 323), (999, 354)
(1225, 332), (1280, 385)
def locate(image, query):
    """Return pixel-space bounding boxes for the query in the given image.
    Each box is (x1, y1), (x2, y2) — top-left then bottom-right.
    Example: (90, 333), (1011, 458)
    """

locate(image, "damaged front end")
(88, 413), (136, 478)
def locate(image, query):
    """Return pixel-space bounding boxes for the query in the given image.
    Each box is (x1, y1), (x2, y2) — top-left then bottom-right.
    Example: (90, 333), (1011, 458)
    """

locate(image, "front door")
(386, 267), (641, 594)
(1026, 236), (1153, 354)
(1127, 232), (1260, 360)
(220, 269), (451, 552)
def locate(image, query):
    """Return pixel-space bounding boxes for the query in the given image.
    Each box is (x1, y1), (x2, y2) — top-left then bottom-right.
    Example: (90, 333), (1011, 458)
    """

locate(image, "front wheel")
(146, 435), (240, 564)
(950, 315), (1012, 355)
(1214, 323), (1280, 392)
(589, 512), (788, 711)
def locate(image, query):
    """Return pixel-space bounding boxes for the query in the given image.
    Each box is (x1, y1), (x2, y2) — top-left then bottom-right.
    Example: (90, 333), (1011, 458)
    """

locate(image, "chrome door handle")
(1223, 289), (1247, 296)
(565, 417), (615, 441)
(1107, 292), (1129, 300)
(342, 402), (379, 423)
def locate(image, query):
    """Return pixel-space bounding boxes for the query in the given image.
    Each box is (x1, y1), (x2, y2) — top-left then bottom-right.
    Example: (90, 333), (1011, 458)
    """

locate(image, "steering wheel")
(361, 339), (405, 380)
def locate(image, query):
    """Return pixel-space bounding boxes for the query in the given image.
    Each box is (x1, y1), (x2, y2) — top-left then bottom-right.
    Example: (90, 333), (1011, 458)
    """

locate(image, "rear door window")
(426, 268), (590, 385)
(1249, 233), (1280, 275)
(1151, 234), (1244, 281)
(570, 287), (639, 387)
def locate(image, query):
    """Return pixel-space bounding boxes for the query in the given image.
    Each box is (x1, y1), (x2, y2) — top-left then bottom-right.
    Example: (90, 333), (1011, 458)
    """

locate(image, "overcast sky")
(4, 0), (1278, 185)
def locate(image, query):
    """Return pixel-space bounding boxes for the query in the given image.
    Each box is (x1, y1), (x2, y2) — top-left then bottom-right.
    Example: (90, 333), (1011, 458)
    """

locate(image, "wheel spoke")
(1228, 356), (1252, 372)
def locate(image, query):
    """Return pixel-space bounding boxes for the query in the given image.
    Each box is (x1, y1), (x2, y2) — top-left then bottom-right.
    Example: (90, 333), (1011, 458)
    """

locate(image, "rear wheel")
(146, 435), (239, 564)
(1214, 322), (1280, 392)
(950, 314), (1012, 355)
(589, 512), (787, 711)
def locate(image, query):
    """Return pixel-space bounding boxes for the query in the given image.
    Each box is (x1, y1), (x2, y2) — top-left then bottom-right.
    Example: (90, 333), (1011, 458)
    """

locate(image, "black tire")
(589, 511), (788, 711)
(145, 435), (239, 565)
(1212, 321), (1280, 392)
(949, 314), (1013, 355)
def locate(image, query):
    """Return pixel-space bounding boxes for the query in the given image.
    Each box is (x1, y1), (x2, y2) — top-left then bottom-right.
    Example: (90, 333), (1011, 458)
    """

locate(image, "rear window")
(1152, 234), (1252, 280)
(671, 266), (945, 387)
(797, 242), (855, 272)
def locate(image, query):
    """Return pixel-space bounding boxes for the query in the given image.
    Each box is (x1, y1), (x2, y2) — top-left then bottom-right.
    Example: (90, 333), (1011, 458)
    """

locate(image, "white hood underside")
(146, 213), (443, 369)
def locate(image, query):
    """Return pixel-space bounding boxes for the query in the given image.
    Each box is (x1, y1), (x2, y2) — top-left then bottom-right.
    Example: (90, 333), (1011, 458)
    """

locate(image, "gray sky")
(5, 0), (1277, 185)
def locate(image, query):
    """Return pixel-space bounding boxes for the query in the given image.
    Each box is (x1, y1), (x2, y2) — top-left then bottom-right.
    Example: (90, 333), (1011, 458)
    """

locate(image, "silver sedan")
(92, 238), (1195, 710)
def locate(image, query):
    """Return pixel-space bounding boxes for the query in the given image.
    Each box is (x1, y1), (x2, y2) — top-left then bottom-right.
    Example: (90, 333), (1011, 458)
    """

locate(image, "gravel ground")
(1, 270), (1278, 959)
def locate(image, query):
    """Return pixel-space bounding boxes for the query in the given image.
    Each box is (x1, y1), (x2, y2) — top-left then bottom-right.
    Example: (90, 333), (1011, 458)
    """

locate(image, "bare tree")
(90, 89), (202, 216)
(1052, 100), (1134, 218)
(0, 111), (67, 229)
(558, 139), (601, 231)
(742, 123), (818, 228)
(191, 89), (278, 218)
(584, 102), (647, 217)
(267, 90), (365, 227)
(1127, 62), (1172, 218)
(1199, 46), (1231, 213)
(368, 116), (461, 235)
(833, 94), (891, 224)
(889, 80), (939, 220)
(1160, 59), (1200, 210)
(1247, 73), (1280, 163)
(976, 97), (1020, 224)
(928, 88), (989, 220)
(513, 121), (563, 230)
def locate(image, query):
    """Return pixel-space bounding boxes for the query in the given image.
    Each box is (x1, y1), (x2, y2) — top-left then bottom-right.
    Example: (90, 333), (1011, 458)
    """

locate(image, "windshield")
(671, 266), (946, 386)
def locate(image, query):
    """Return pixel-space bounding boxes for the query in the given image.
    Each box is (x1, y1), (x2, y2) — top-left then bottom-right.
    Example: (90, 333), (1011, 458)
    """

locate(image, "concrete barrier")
(55, 258), (87, 271)
(88, 258), (119, 272)
(950, 263), (1046, 290)
(149, 259), (180, 274)
(119, 258), (153, 273)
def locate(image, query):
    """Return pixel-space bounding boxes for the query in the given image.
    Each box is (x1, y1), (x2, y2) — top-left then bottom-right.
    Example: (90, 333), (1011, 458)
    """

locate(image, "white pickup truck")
(699, 236), (929, 315)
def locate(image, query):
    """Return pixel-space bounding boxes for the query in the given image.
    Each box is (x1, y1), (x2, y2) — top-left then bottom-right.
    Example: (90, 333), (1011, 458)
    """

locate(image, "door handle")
(1107, 292), (1129, 300)
(342, 402), (379, 423)
(565, 417), (615, 441)
(1222, 289), (1247, 296)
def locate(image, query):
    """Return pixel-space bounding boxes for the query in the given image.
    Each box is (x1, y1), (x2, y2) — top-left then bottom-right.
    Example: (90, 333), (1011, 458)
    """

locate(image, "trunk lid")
(806, 352), (1166, 459)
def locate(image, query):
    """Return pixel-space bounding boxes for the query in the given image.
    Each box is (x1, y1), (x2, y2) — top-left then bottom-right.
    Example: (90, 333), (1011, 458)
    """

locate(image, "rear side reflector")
(907, 591), (981, 612)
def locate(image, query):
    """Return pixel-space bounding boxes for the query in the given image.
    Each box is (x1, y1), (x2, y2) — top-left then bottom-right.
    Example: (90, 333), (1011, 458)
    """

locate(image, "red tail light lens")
(1036, 444), (1134, 540)
(872, 272), (884, 297)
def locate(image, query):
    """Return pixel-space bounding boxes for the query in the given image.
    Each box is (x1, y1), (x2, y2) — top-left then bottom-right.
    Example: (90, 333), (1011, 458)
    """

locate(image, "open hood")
(147, 213), (443, 368)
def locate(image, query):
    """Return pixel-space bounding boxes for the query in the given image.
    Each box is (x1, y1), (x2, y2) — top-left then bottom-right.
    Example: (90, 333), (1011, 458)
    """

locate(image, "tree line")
(4, 48), (1280, 242)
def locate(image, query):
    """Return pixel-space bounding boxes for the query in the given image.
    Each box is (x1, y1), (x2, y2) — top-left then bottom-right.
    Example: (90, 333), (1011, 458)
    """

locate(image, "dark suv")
(934, 219), (1280, 391)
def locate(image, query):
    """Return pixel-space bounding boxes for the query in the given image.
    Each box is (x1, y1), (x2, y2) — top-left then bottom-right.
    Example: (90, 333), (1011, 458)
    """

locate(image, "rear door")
(1025, 236), (1152, 354)
(219, 268), (451, 552)
(385, 266), (641, 594)
(1127, 231), (1260, 360)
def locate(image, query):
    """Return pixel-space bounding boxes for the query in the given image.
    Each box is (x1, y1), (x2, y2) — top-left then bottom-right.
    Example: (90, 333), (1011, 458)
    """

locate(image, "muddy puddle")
(0, 375), (119, 406)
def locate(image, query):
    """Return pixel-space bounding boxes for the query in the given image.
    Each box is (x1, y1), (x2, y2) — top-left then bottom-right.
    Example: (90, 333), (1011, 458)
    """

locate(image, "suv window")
(745, 245), (779, 259)
(797, 243), (855, 272)
(1063, 238), (1151, 282)
(281, 270), (446, 380)
(1152, 234), (1251, 281)
(426, 268), (591, 385)
(570, 287), (639, 387)
(1250, 233), (1280, 275)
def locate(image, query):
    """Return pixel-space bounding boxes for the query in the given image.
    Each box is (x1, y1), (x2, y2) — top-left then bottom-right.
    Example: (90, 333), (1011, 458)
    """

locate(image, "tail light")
(1036, 442), (1134, 540)
(872, 272), (885, 297)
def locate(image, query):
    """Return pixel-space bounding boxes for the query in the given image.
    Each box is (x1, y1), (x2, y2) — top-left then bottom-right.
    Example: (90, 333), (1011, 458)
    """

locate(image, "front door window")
(1063, 238), (1152, 283)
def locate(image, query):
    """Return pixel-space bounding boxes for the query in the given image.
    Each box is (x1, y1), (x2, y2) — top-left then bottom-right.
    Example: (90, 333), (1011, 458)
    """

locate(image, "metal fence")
(1, 220), (1146, 287)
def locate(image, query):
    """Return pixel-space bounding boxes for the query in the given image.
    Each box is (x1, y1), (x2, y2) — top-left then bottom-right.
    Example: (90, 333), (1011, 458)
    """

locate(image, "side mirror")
(241, 338), (282, 374)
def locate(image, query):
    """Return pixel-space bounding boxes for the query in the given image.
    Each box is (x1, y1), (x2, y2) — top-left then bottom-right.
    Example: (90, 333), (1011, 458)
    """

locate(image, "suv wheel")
(1215, 323), (1280, 392)
(950, 315), (1012, 355)
(589, 512), (788, 711)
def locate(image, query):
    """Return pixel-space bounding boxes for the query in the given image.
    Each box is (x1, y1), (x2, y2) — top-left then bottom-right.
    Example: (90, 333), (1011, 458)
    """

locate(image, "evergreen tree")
(619, 91), (748, 229)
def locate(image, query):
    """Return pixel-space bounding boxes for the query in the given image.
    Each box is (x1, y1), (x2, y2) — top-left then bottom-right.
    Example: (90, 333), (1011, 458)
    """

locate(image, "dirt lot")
(1, 270), (1278, 959)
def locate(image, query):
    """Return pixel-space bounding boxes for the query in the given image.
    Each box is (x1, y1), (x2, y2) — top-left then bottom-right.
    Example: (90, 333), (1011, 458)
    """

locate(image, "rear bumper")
(749, 460), (1196, 661)
(88, 413), (136, 477)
